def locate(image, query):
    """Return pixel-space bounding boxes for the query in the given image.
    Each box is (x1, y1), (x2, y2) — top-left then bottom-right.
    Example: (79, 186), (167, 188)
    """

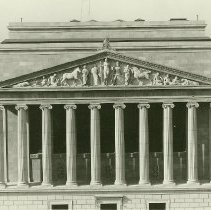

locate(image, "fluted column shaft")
(209, 103), (211, 183)
(65, 104), (77, 186)
(187, 102), (199, 184)
(114, 103), (126, 185)
(40, 104), (52, 186)
(0, 106), (7, 187)
(89, 104), (101, 185)
(163, 103), (175, 184)
(16, 105), (29, 186)
(138, 103), (150, 185)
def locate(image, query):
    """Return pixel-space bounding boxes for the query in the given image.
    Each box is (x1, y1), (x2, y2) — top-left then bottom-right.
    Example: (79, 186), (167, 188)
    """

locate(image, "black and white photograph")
(0, 0), (211, 209)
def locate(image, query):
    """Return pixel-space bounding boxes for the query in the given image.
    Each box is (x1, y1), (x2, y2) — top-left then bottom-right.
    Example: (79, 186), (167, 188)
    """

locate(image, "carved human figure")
(13, 81), (30, 88)
(131, 67), (151, 86)
(152, 73), (163, 86)
(32, 80), (39, 87)
(91, 65), (99, 86)
(41, 76), (48, 86)
(163, 74), (171, 86)
(181, 78), (189, 86)
(82, 65), (89, 86)
(48, 74), (58, 86)
(112, 61), (121, 85)
(124, 65), (131, 85)
(98, 61), (104, 85)
(103, 58), (110, 85)
(170, 76), (180, 85)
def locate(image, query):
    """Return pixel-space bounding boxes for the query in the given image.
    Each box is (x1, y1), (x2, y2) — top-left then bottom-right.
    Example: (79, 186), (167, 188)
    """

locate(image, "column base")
(66, 182), (78, 188)
(114, 180), (127, 186)
(90, 181), (102, 187)
(0, 182), (6, 189)
(163, 180), (175, 186)
(139, 180), (151, 186)
(187, 180), (200, 185)
(41, 182), (53, 188)
(17, 182), (29, 188)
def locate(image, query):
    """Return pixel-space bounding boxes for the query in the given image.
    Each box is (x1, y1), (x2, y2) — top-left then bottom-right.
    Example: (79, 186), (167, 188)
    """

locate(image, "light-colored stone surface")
(64, 104), (77, 186)
(187, 102), (199, 184)
(15, 105), (29, 186)
(40, 104), (52, 186)
(138, 103), (150, 185)
(163, 103), (175, 185)
(114, 103), (126, 185)
(0, 191), (210, 209)
(89, 104), (101, 186)
(0, 106), (6, 187)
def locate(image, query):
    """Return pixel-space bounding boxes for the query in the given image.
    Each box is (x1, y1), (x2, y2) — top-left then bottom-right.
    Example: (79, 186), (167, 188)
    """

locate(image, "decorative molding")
(88, 104), (101, 110)
(162, 103), (175, 109)
(137, 103), (150, 109)
(1, 49), (209, 89)
(0, 106), (5, 111)
(113, 103), (126, 109)
(10, 58), (200, 88)
(64, 104), (77, 110)
(95, 195), (124, 210)
(15, 104), (28, 111)
(47, 200), (73, 210)
(186, 102), (199, 108)
(39, 104), (52, 110)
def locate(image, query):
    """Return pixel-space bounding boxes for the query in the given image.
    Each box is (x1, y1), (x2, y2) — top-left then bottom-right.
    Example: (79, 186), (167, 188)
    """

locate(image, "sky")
(0, 0), (211, 41)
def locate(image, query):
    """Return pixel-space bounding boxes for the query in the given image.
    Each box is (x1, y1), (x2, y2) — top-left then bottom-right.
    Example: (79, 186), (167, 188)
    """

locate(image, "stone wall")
(0, 191), (211, 209)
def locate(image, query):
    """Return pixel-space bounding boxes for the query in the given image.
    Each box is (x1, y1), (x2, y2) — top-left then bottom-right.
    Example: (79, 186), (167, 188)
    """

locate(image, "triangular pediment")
(1, 50), (211, 88)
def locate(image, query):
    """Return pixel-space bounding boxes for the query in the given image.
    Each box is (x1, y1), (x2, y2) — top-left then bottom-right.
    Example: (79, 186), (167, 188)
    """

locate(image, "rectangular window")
(52, 204), (68, 210)
(100, 203), (117, 210)
(149, 203), (166, 210)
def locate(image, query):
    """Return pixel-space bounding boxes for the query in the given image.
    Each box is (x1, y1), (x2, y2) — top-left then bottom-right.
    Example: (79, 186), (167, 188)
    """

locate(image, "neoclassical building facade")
(0, 19), (211, 210)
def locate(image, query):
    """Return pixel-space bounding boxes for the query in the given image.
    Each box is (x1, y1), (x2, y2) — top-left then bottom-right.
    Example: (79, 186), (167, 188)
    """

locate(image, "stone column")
(15, 105), (29, 187)
(40, 104), (52, 186)
(0, 106), (7, 188)
(113, 103), (126, 185)
(186, 102), (199, 184)
(209, 103), (211, 183)
(89, 104), (102, 186)
(138, 103), (150, 185)
(162, 103), (175, 185)
(64, 104), (77, 187)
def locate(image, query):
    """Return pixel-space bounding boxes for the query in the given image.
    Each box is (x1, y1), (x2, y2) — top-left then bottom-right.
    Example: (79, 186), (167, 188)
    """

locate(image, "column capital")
(162, 103), (175, 109)
(88, 104), (101, 110)
(39, 104), (52, 110)
(186, 102), (199, 109)
(0, 105), (5, 111)
(64, 104), (77, 110)
(137, 103), (150, 109)
(15, 105), (28, 111)
(113, 103), (126, 109)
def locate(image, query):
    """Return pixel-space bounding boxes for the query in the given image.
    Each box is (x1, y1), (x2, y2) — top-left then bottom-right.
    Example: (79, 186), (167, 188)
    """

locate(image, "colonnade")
(0, 102), (200, 187)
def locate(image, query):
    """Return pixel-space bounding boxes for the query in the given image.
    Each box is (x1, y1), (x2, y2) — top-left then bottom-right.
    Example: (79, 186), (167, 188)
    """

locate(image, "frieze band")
(12, 58), (200, 88)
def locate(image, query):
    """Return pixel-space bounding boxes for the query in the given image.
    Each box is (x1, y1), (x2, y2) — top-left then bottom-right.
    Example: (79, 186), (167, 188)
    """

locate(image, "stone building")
(0, 19), (211, 210)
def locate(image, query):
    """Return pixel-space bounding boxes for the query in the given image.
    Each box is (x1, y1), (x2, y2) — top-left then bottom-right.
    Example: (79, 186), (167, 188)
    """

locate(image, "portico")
(0, 47), (210, 189)
(0, 98), (209, 188)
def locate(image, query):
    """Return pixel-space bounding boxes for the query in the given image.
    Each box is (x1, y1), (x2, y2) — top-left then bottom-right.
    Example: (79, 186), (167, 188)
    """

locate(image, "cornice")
(2, 184), (211, 194)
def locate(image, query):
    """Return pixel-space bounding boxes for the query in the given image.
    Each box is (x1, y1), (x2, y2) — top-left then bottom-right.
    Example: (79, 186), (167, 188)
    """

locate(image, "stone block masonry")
(0, 190), (211, 210)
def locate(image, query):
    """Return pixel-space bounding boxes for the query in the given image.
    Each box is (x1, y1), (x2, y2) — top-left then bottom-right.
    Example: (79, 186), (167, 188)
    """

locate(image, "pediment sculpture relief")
(12, 58), (200, 88)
